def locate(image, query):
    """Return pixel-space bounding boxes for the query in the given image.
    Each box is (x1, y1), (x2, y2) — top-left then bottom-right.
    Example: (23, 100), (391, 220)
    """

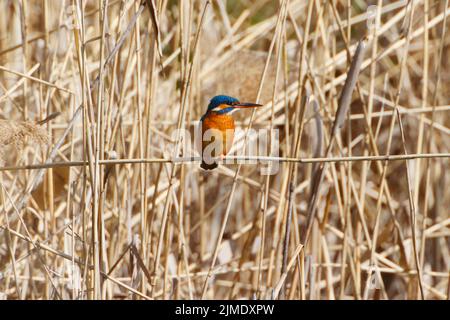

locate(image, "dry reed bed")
(0, 0), (449, 300)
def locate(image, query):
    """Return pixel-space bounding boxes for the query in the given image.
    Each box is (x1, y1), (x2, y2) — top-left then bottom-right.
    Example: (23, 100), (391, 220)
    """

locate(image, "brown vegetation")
(0, 0), (449, 300)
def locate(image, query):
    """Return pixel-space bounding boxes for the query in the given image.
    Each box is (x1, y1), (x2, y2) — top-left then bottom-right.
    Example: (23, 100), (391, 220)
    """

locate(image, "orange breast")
(201, 113), (235, 156)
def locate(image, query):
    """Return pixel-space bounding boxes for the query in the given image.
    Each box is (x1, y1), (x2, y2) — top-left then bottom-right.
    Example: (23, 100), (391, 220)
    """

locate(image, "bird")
(200, 95), (262, 170)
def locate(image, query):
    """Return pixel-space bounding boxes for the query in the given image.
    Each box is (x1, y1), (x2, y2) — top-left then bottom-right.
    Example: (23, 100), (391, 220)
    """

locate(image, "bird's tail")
(200, 161), (218, 170)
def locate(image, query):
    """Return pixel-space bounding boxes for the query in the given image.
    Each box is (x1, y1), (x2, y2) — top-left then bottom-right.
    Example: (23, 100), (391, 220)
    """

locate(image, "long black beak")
(233, 102), (263, 109)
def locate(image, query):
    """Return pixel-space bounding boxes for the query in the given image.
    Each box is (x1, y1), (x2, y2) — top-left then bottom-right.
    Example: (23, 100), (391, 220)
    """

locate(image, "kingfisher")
(200, 95), (262, 170)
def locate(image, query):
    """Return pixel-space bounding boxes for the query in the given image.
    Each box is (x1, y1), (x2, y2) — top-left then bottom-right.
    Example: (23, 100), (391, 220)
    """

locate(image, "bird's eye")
(231, 101), (239, 106)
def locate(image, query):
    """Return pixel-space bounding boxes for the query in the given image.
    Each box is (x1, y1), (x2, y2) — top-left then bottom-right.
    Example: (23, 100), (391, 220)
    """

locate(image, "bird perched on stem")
(200, 95), (262, 170)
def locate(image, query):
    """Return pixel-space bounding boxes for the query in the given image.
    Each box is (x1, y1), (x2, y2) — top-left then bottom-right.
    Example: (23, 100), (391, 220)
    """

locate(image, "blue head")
(203, 95), (262, 118)
(207, 95), (239, 114)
